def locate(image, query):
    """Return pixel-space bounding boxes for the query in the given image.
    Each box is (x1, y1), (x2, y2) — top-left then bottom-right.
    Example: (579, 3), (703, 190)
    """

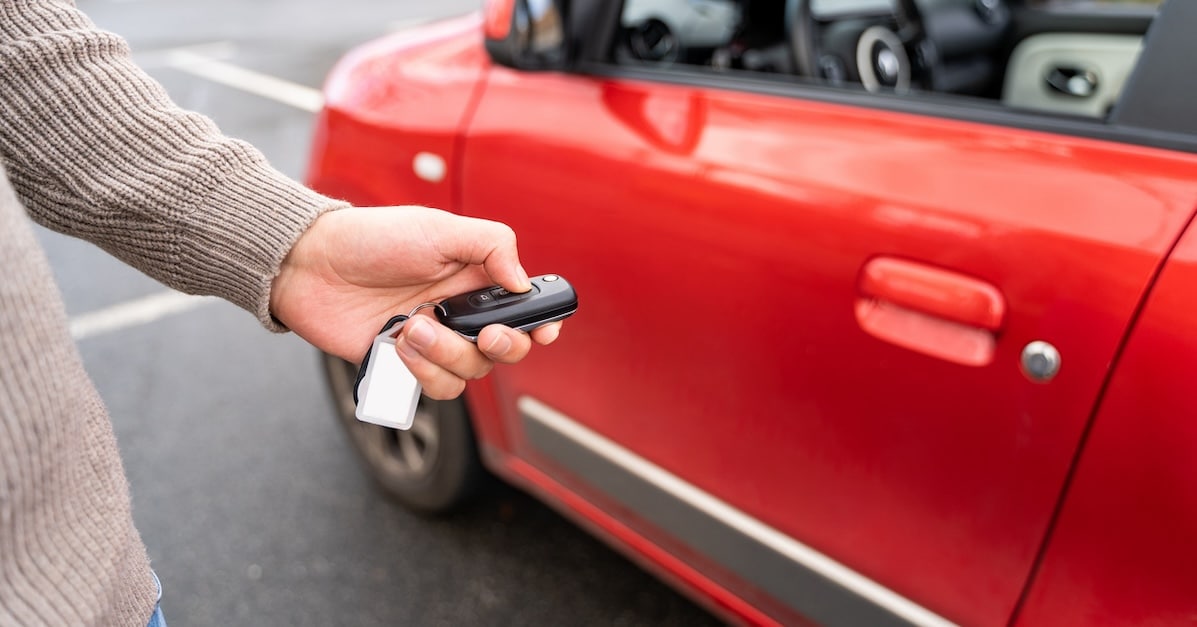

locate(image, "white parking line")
(162, 48), (324, 112)
(134, 41), (238, 68)
(70, 291), (216, 341)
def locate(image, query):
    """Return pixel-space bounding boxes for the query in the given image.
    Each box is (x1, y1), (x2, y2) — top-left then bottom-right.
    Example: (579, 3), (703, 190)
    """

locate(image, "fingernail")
(406, 317), (436, 349)
(516, 263), (532, 291)
(484, 332), (513, 357)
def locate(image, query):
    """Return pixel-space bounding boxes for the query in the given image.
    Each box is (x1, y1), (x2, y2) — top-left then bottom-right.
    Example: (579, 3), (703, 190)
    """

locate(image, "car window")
(612, 0), (1161, 122)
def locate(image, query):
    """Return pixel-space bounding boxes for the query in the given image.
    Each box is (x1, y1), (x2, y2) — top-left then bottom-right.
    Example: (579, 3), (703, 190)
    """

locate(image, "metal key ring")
(407, 302), (447, 318)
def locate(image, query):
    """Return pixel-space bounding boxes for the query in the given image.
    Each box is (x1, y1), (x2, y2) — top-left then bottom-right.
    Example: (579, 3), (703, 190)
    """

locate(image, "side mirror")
(484, 0), (568, 70)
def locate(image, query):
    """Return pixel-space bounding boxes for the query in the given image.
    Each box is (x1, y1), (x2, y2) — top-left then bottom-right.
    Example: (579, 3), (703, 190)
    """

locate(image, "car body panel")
(307, 13), (489, 208)
(1014, 218), (1197, 626)
(306, 6), (1197, 625)
(457, 64), (1197, 625)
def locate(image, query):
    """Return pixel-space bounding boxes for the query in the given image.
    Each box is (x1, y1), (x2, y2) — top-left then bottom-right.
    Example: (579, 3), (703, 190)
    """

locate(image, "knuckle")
(489, 221), (518, 247)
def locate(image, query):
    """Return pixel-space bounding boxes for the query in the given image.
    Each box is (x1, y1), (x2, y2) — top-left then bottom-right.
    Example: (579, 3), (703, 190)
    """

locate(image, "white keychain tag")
(355, 316), (422, 430)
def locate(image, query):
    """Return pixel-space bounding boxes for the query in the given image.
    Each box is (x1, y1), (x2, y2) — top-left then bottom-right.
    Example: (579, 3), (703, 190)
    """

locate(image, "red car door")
(459, 2), (1197, 624)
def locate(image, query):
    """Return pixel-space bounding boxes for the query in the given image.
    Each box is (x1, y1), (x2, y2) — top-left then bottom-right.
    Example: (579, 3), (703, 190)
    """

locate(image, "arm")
(0, 0), (344, 326)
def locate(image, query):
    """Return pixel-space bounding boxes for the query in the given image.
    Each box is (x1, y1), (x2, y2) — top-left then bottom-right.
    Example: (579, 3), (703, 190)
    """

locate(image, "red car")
(306, 0), (1197, 624)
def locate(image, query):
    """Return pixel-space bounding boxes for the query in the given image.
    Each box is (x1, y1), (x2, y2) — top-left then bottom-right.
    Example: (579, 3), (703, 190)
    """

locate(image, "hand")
(270, 206), (562, 399)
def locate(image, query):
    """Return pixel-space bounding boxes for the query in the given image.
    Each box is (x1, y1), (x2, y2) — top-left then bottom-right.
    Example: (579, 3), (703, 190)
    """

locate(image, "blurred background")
(35, 1), (721, 625)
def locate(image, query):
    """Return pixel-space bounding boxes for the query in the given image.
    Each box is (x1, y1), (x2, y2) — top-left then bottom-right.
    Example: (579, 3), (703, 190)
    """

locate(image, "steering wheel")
(784, 0), (937, 93)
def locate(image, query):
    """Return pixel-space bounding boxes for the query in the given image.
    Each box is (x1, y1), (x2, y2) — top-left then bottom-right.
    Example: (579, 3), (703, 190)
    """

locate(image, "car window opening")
(611, 0), (1160, 123)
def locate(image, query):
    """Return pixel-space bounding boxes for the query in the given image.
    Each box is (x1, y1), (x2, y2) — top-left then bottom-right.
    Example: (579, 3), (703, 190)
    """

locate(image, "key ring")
(407, 302), (447, 318)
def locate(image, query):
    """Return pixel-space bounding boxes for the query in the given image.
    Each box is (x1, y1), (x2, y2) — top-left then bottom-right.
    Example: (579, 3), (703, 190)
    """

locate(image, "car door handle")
(855, 257), (1006, 366)
(1045, 66), (1099, 98)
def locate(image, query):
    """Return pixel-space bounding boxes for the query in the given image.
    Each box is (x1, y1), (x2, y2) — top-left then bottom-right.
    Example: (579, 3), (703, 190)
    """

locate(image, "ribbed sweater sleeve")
(0, 0), (349, 329)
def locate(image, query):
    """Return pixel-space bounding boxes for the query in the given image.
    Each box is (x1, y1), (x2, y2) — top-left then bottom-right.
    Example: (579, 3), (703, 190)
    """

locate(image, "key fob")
(436, 274), (578, 341)
(352, 274), (578, 430)
(354, 315), (421, 430)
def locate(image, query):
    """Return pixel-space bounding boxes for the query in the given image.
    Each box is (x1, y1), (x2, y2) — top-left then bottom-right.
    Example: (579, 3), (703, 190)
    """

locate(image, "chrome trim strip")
(519, 395), (956, 627)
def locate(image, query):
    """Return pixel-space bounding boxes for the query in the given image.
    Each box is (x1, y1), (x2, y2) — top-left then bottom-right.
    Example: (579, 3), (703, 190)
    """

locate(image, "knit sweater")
(0, 1), (347, 624)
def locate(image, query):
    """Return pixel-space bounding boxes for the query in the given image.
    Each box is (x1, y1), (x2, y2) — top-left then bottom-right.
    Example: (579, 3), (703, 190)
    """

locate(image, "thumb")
(483, 243), (533, 294)
(444, 214), (532, 293)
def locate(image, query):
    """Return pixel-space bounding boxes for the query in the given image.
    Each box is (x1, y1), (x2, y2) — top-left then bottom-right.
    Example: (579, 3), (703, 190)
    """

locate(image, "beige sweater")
(0, 1), (346, 624)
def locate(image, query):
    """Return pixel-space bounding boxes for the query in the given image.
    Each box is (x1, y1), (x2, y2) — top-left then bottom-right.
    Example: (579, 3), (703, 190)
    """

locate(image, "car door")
(460, 0), (1197, 624)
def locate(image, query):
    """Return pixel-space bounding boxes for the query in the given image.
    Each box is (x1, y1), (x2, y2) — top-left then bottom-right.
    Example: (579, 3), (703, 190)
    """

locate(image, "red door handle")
(856, 257), (1006, 366)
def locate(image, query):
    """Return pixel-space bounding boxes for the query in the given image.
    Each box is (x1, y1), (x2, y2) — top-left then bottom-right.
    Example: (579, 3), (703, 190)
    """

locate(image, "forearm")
(0, 0), (347, 327)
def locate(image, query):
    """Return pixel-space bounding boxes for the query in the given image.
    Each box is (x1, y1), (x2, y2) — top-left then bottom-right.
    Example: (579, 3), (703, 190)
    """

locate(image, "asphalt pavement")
(34, 1), (724, 625)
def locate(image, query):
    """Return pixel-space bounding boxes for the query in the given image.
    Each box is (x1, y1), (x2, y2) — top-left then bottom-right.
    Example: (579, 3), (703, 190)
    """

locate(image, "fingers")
(440, 214), (532, 294)
(529, 321), (562, 346)
(394, 316), (538, 399)
(394, 316), (489, 398)
(476, 324), (535, 364)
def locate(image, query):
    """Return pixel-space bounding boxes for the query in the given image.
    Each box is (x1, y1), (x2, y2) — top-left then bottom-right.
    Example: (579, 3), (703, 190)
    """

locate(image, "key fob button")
(490, 286), (535, 303)
(469, 292), (499, 307)
(438, 274), (577, 341)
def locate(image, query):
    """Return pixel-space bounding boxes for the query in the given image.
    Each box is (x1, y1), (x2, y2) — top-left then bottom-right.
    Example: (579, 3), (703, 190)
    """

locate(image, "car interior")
(612, 0), (1159, 121)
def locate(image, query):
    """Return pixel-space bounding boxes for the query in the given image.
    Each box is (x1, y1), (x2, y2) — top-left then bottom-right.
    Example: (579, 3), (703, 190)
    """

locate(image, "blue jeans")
(146, 571), (167, 627)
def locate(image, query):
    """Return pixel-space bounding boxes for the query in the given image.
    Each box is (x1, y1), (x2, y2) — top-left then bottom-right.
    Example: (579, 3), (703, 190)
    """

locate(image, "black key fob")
(436, 274), (578, 341)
